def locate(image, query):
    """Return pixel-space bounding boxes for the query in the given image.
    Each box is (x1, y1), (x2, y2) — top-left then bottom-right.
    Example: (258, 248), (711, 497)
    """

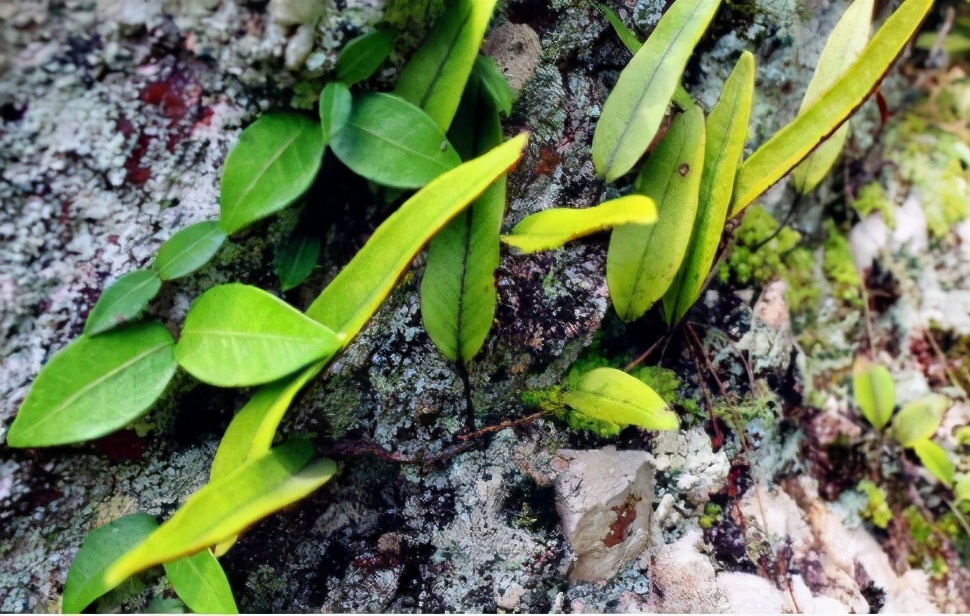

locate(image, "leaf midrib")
(229, 129), (303, 207)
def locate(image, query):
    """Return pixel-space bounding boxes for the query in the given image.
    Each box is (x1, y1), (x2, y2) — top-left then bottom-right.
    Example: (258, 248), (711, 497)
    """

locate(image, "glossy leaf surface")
(473, 55), (514, 116)
(910, 438), (954, 487)
(329, 92), (461, 189)
(852, 356), (895, 430)
(105, 440), (337, 586)
(732, 0), (934, 213)
(607, 106), (705, 322)
(394, 0), (498, 131)
(153, 221), (227, 281)
(502, 195), (657, 254)
(84, 270), (162, 336)
(163, 549), (238, 614)
(892, 394), (949, 447)
(219, 113), (324, 234)
(663, 52), (754, 325)
(276, 232), (321, 292)
(319, 82), (352, 143)
(175, 284), (341, 387)
(421, 77), (505, 363)
(62, 513), (159, 614)
(591, 0), (720, 182)
(336, 29), (394, 85)
(791, 0), (874, 194)
(7, 322), (176, 447)
(306, 133), (528, 339)
(562, 367), (679, 432)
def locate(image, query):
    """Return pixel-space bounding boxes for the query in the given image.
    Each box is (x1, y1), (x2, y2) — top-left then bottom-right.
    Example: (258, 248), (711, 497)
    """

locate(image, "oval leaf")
(276, 232), (321, 292)
(336, 29), (395, 85)
(163, 549), (238, 614)
(175, 284), (341, 387)
(473, 55), (514, 116)
(731, 0), (934, 214)
(591, 0), (720, 182)
(394, 0), (499, 131)
(910, 438), (954, 487)
(663, 52), (755, 325)
(791, 0), (874, 194)
(219, 113), (324, 234)
(104, 440), (337, 586)
(607, 105), (706, 322)
(562, 367), (679, 432)
(306, 133), (529, 339)
(154, 221), (227, 281)
(852, 356), (895, 430)
(62, 513), (159, 614)
(892, 394), (950, 447)
(84, 270), (162, 336)
(329, 92), (461, 189)
(502, 195), (657, 254)
(7, 322), (177, 447)
(319, 81), (352, 143)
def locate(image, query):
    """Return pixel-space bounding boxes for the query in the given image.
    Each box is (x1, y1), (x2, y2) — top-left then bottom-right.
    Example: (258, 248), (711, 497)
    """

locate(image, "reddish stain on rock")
(603, 494), (641, 548)
(92, 430), (148, 464)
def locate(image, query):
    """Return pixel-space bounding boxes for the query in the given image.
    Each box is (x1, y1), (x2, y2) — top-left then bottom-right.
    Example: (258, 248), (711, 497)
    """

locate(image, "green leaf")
(163, 549), (238, 614)
(852, 356), (895, 430)
(892, 394), (950, 447)
(663, 52), (755, 326)
(594, 2), (643, 54)
(62, 513), (159, 614)
(791, 0), (874, 194)
(104, 440), (337, 586)
(154, 221), (227, 281)
(84, 270), (162, 336)
(955, 475), (970, 503)
(473, 55), (514, 116)
(329, 92), (461, 189)
(591, 0), (720, 182)
(276, 232), (321, 292)
(319, 82), (352, 143)
(731, 0), (935, 214)
(910, 438), (954, 487)
(335, 29), (395, 85)
(562, 367), (679, 432)
(7, 322), (176, 447)
(306, 133), (529, 339)
(394, 0), (499, 131)
(420, 77), (505, 363)
(607, 105), (706, 322)
(175, 284), (341, 387)
(219, 113), (325, 234)
(502, 195), (657, 254)
(916, 31), (970, 54)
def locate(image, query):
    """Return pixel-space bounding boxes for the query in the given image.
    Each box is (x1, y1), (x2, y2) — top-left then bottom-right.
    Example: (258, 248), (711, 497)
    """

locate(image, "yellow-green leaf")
(852, 355), (895, 430)
(104, 440), (337, 587)
(219, 113), (324, 234)
(153, 221), (227, 282)
(164, 549), (237, 614)
(607, 105), (706, 322)
(305, 133), (528, 339)
(7, 322), (177, 448)
(732, 0), (934, 214)
(910, 438), (954, 487)
(501, 195), (657, 254)
(394, 0), (498, 131)
(791, 0), (874, 194)
(420, 76), (506, 363)
(62, 513), (159, 614)
(955, 475), (970, 503)
(84, 270), (162, 336)
(663, 51), (754, 325)
(591, 0), (720, 182)
(594, 2), (643, 54)
(175, 284), (341, 387)
(562, 367), (679, 432)
(892, 394), (950, 447)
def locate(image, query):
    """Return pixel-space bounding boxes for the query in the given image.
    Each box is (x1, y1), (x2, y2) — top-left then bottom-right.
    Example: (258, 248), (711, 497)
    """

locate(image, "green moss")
(822, 219), (862, 308)
(384, 0), (446, 57)
(712, 388), (778, 426)
(698, 502), (723, 529)
(857, 480), (892, 529)
(632, 365), (702, 419)
(851, 182), (895, 226)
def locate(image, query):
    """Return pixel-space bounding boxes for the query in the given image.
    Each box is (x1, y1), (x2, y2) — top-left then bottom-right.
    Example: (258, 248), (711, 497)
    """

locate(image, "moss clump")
(712, 387), (778, 426)
(632, 365), (702, 419)
(851, 182), (896, 226)
(698, 502), (723, 529)
(384, 0), (446, 57)
(822, 219), (862, 308)
(903, 505), (951, 579)
(857, 480), (892, 529)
